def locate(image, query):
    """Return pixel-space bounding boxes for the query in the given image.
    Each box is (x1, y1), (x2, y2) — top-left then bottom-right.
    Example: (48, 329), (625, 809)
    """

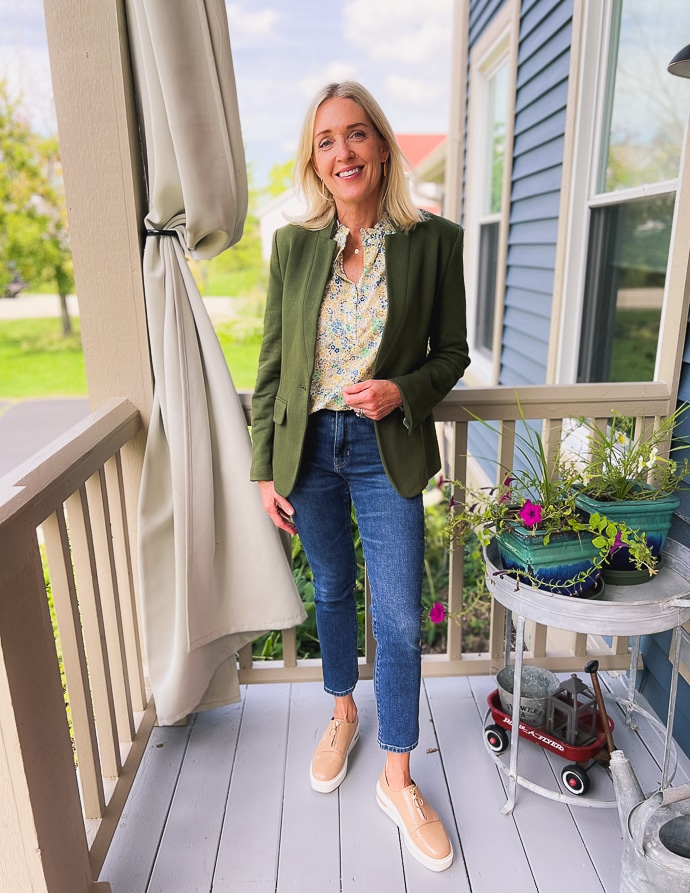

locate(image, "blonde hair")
(292, 82), (423, 232)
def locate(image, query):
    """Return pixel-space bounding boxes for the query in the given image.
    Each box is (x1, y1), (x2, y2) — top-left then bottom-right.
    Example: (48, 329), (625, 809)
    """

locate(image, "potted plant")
(445, 408), (657, 597)
(574, 405), (690, 582)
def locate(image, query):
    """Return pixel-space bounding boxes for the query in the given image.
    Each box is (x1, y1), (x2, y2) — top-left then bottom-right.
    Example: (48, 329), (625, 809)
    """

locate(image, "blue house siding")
(468, 0), (505, 44)
(499, 0), (573, 386)
(639, 631), (690, 760)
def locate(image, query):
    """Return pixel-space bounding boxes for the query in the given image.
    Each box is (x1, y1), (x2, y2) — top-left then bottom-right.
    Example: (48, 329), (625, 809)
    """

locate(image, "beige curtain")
(127, 0), (305, 725)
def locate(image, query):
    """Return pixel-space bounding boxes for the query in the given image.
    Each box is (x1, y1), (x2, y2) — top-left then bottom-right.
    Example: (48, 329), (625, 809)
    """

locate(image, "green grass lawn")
(0, 316), (262, 398)
(0, 318), (88, 397)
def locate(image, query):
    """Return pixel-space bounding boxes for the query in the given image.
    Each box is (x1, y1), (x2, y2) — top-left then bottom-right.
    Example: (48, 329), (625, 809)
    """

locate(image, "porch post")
(42, 0), (152, 615)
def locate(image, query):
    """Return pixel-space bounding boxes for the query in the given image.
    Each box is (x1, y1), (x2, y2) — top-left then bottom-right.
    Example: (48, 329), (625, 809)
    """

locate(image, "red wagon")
(484, 687), (615, 796)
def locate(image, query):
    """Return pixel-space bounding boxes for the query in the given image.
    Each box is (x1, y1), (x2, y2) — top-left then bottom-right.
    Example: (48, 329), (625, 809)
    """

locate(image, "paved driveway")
(0, 295), (89, 481)
(0, 397), (91, 480)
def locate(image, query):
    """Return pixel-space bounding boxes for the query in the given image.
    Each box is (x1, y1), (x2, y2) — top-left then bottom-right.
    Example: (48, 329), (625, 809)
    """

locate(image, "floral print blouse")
(309, 217), (396, 413)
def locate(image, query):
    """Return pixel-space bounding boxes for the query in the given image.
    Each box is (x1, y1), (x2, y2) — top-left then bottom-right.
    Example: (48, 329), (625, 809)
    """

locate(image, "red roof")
(395, 134), (446, 170)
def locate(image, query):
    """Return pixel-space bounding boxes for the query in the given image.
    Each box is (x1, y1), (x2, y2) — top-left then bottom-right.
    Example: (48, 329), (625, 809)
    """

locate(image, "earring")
(383, 159), (389, 177)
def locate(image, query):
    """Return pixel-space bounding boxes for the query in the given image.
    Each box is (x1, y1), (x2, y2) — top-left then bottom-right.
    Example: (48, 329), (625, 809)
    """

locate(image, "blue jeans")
(289, 410), (425, 753)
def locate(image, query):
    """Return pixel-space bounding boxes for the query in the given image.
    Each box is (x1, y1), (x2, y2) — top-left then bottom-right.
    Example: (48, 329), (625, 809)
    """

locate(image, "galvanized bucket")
(497, 665), (560, 728)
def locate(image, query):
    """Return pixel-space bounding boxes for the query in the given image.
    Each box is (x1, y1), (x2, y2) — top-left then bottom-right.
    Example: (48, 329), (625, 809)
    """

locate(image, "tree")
(0, 80), (74, 334)
(263, 159), (294, 201)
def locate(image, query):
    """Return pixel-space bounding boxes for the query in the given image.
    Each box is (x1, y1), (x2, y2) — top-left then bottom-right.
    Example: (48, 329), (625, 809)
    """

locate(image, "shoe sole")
(376, 780), (454, 872)
(310, 729), (360, 794)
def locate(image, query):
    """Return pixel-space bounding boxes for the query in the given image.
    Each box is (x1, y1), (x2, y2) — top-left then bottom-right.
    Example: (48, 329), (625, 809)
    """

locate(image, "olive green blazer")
(250, 212), (470, 498)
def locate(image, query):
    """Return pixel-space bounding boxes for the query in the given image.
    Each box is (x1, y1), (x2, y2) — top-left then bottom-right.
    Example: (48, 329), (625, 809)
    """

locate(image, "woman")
(250, 82), (469, 873)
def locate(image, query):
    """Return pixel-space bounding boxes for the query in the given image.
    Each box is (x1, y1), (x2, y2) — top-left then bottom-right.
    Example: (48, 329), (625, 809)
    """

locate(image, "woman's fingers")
(343, 380), (402, 419)
(258, 480), (296, 533)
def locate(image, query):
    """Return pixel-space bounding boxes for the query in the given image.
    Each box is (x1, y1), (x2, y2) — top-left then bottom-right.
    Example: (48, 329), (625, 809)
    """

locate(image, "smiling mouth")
(336, 166), (363, 179)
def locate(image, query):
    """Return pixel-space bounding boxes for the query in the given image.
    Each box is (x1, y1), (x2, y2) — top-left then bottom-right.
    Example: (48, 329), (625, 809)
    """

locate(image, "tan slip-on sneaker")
(310, 717), (360, 793)
(376, 768), (453, 872)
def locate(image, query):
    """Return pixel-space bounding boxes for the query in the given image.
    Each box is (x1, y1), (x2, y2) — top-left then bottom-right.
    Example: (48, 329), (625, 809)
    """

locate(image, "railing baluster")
(86, 467), (134, 743)
(574, 632), (588, 657)
(448, 419), (467, 662)
(42, 509), (106, 819)
(66, 486), (121, 778)
(104, 453), (146, 713)
(283, 627), (297, 668)
(364, 573), (376, 668)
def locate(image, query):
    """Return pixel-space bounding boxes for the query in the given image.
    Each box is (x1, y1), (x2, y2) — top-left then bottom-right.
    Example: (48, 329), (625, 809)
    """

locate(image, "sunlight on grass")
(0, 315), (262, 397)
(0, 318), (88, 397)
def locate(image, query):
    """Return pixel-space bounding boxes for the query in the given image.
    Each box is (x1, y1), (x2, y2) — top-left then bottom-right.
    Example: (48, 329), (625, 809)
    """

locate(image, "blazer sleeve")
(249, 230), (284, 482)
(390, 223), (470, 431)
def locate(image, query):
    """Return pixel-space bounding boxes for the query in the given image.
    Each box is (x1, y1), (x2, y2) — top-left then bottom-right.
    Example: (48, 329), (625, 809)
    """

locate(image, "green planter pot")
(495, 526), (601, 597)
(574, 487), (679, 581)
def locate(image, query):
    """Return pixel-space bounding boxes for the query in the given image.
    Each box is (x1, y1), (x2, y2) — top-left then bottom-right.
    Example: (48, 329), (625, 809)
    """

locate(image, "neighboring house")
(256, 133), (446, 261)
(444, 0), (690, 751)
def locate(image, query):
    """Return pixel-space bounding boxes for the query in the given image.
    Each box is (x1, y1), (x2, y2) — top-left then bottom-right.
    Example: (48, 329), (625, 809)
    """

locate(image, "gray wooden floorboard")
(99, 723), (194, 893)
(402, 681), (471, 892)
(212, 684), (290, 891)
(426, 675), (539, 893)
(148, 703), (242, 893)
(97, 672), (690, 892)
(339, 680), (409, 893)
(276, 682), (341, 893)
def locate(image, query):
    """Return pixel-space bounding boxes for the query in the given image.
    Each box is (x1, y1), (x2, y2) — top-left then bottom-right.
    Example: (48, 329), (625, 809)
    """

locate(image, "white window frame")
(549, 0), (683, 384)
(462, 0), (518, 388)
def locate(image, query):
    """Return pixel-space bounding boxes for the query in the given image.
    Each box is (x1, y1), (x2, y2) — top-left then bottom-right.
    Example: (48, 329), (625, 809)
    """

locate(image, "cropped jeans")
(289, 409), (424, 753)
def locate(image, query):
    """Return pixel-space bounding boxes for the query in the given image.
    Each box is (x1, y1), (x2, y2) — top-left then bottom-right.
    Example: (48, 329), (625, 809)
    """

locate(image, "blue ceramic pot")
(495, 526), (601, 597)
(574, 488), (679, 571)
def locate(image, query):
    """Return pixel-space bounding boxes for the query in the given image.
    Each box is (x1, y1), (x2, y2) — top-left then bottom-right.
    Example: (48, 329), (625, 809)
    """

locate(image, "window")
(463, 2), (516, 385)
(575, 0), (689, 383)
(474, 62), (508, 354)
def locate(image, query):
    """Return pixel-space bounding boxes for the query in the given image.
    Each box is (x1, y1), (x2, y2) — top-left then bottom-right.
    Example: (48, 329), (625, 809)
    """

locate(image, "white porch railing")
(0, 380), (677, 891)
(0, 398), (146, 893)
(236, 380), (676, 683)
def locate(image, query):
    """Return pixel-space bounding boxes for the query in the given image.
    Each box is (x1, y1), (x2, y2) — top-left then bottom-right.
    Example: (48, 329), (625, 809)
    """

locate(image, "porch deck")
(97, 672), (689, 893)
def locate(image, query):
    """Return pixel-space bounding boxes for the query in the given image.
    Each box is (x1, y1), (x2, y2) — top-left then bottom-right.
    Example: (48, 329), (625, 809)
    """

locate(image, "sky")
(0, 0), (455, 188)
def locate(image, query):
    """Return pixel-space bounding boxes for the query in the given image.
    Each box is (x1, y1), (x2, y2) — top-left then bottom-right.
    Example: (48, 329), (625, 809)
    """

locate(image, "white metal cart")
(484, 538), (690, 814)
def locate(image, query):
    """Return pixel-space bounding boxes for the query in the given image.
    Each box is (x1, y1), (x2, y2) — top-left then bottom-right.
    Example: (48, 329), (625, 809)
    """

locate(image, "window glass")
(601, 0), (690, 192)
(578, 193), (674, 382)
(474, 60), (509, 355)
(486, 62), (508, 214)
(476, 221), (500, 352)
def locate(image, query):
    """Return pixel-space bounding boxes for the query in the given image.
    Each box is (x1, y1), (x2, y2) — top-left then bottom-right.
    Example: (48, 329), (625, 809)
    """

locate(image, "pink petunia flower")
(499, 475), (513, 504)
(519, 500), (543, 528)
(429, 602), (446, 624)
(610, 531), (623, 553)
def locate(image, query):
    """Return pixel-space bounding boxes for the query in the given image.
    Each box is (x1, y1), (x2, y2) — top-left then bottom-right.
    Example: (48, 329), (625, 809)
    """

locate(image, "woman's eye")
(318, 138), (333, 150)
(349, 131), (366, 140)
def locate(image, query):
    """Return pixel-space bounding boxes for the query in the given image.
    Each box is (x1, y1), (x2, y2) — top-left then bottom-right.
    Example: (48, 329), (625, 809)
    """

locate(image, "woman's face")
(312, 97), (389, 222)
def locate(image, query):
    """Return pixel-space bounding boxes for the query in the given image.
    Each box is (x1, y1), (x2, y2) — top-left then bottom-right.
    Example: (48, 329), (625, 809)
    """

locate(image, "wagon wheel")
(561, 764), (590, 796)
(484, 724), (510, 754)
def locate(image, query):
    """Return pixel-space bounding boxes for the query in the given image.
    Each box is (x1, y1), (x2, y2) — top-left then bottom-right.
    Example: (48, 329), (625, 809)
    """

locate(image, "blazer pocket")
(273, 396), (287, 425)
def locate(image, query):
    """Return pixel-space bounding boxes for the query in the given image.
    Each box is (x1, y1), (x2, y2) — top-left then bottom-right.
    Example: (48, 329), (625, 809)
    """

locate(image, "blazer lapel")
(301, 223), (338, 373)
(375, 230), (411, 373)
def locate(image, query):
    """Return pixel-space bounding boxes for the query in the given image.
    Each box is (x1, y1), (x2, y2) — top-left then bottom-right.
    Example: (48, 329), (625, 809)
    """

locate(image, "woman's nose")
(335, 137), (354, 159)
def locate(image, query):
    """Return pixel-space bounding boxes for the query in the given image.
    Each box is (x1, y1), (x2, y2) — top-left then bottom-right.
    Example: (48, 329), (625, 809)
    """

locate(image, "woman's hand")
(343, 380), (403, 421)
(258, 480), (297, 534)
